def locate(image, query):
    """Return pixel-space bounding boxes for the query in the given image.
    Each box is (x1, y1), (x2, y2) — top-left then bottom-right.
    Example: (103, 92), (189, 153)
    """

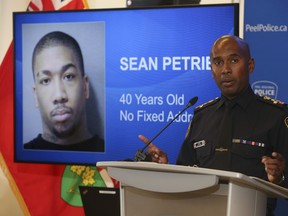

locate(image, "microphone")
(134, 96), (198, 162)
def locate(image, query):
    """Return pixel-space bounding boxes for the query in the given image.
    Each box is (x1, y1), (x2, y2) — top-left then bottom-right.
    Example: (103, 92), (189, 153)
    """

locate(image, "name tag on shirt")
(193, 140), (206, 149)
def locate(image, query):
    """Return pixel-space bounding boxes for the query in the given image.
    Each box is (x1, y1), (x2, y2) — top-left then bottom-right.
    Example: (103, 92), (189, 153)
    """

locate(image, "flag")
(0, 0), (117, 215)
(0, 44), (29, 215)
(27, 0), (88, 11)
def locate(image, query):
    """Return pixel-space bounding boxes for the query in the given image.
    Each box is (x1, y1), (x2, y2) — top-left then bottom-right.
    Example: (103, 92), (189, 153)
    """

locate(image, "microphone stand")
(134, 96), (198, 162)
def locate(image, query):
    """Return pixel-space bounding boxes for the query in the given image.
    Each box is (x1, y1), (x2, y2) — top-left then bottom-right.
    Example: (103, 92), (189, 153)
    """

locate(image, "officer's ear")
(248, 58), (255, 74)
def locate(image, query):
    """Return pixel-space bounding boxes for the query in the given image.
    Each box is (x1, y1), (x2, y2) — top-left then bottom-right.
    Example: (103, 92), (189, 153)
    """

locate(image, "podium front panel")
(122, 185), (227, 216)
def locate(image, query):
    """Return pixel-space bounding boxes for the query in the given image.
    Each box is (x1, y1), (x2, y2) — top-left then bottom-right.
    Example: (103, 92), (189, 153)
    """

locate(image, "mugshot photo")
(21, 21), (105, 152)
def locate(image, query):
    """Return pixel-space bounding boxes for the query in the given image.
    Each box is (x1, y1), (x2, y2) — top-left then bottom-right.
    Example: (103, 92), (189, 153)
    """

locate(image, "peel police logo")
(252, 80), (278, 99)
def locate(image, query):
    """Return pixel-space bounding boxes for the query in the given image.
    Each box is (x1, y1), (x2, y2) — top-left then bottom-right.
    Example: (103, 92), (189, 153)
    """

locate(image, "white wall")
(87, 0), (125, 8)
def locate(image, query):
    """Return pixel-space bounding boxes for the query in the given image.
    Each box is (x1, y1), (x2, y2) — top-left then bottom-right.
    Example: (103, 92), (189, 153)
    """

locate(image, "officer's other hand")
(262, 152), (285, 184)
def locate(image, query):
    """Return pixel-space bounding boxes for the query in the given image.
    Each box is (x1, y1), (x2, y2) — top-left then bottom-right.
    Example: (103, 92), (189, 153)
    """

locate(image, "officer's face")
(33, 45), (89, 138)
(210, 37), (254, 99)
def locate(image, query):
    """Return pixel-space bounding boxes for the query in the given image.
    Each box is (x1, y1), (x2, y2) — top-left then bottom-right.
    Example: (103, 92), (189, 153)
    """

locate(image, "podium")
(97, 161), (288, 216)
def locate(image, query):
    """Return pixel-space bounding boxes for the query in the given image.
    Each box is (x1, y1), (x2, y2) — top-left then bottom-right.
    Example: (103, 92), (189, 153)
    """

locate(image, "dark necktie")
(212, 101), (233, 171)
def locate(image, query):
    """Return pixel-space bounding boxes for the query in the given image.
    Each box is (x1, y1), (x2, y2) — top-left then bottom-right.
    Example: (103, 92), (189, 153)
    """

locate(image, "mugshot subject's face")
(33, 45), (88, 138)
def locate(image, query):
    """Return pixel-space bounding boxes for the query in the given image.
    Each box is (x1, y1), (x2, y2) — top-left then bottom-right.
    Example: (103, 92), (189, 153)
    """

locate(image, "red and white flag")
(27, 0), (88, 11)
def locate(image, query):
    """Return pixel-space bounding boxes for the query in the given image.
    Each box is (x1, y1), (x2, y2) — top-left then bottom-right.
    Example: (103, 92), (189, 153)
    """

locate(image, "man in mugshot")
(24, 31), (104, 152)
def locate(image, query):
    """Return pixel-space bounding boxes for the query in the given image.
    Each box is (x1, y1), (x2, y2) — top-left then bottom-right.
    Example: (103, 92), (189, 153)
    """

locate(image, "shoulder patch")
(194, 97), (220, 112)
(257, 95), (286, 107)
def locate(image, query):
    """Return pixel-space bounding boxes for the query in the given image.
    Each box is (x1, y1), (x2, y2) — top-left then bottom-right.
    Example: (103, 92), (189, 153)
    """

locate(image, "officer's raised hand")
(138, 134), (168, 164)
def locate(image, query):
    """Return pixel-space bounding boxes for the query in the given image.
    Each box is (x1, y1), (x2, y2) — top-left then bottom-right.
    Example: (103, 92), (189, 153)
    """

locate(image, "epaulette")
(257, 95), (287, 108)
(194, 97), (220, 112)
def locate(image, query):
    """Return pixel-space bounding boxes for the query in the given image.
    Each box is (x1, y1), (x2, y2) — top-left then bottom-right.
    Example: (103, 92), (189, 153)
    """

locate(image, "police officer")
(139, 35), (288, 215)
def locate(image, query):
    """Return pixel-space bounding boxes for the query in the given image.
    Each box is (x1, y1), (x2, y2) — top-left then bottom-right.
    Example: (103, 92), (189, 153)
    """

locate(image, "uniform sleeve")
(176, 120), (197, 166)
(275, 111), (288, 188)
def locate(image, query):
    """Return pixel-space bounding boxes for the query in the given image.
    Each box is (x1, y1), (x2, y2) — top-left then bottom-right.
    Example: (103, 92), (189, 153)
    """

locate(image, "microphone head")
(187, 96), (198, 108)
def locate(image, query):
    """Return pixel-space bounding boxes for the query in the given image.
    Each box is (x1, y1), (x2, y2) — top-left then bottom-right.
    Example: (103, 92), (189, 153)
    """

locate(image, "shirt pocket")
(231, 142), (266, 160)
(230, 141), (267, 177)
(194, 140), (213, 166)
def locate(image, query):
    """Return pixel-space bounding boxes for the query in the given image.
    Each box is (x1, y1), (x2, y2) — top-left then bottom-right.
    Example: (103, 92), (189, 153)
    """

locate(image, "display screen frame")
(14, 4), (239, 165)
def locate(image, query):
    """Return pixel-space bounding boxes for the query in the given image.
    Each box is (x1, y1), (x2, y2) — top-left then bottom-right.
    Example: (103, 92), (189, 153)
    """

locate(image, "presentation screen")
(14, 4), (239, 165)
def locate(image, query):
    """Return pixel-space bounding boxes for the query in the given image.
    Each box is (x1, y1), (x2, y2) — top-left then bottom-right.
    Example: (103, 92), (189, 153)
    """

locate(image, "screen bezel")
(14, 4), (239, 165)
